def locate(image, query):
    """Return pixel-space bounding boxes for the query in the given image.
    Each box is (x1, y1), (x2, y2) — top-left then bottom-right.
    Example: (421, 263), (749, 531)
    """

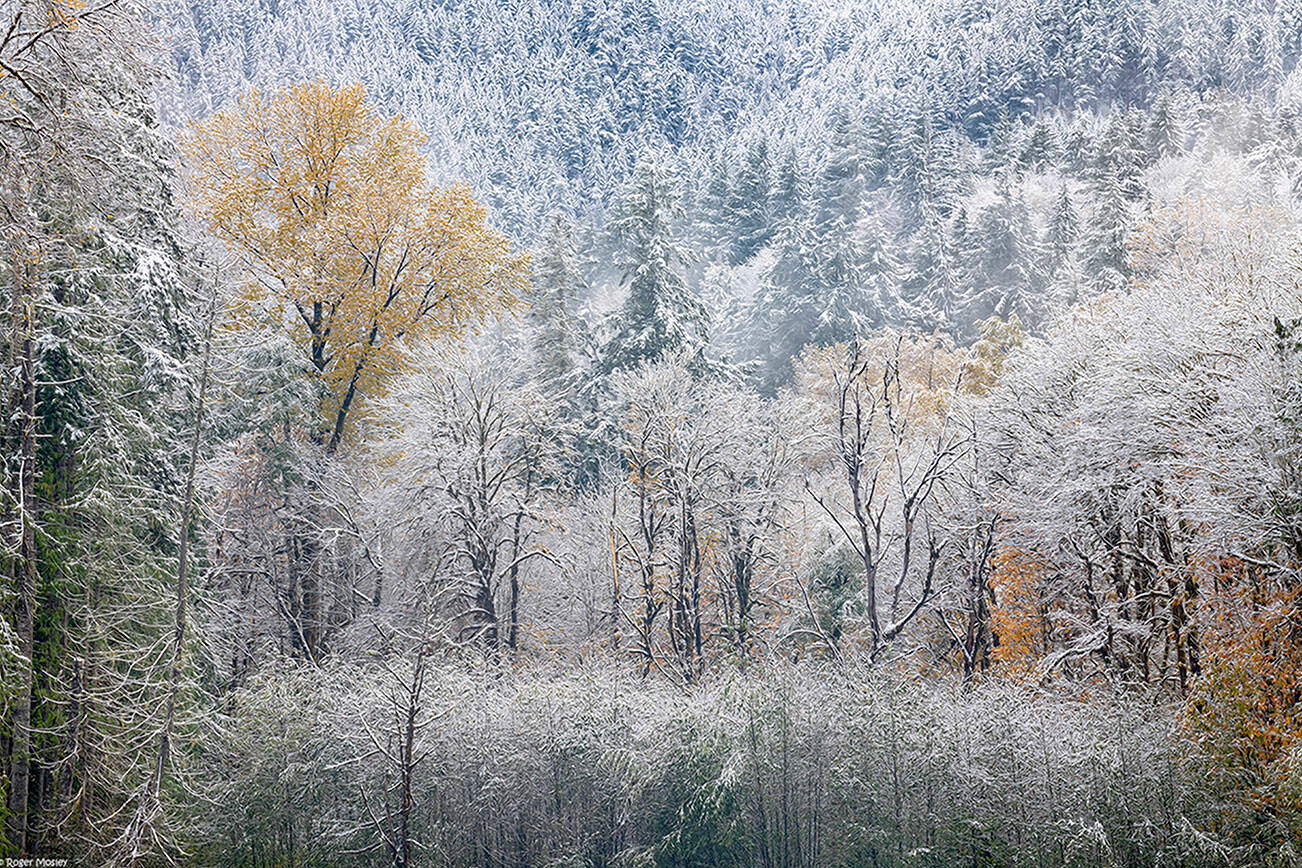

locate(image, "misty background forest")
(3, 0), (1302, 864)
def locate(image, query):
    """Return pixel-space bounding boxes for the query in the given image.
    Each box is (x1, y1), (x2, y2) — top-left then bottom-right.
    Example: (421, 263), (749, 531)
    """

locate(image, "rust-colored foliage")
(181, 81), (529, 452)
(989, 546), (1048, 680)
(1183, 575), (1302, 827)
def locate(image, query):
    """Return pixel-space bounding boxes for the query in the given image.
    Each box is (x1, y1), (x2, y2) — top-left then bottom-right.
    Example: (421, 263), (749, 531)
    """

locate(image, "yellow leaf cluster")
(1127, 196), (1289, 283)
(963, 315), (1023, 395)
(182, 81), (529, 451)
(41, 0), (87, 28)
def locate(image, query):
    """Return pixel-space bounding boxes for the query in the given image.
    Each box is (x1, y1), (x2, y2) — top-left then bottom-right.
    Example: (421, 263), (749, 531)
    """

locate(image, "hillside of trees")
(2, 0), (1302, 864)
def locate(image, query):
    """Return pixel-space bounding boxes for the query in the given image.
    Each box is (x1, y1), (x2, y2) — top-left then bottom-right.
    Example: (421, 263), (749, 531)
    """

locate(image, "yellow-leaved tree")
(182, 81), (529, 453)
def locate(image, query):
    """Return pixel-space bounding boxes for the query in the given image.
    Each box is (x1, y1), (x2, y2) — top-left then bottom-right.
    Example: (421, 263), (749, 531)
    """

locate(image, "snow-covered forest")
(3, 0), (1302, 863)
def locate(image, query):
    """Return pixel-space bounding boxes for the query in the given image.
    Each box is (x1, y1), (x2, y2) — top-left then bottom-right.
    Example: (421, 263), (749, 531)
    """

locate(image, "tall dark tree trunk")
(475, 578), (499, 650)
(732, 536), (753, 650)
(962, 523), (996, 682)
(506, 464), (533, 655)
(300, 528), (321, 658)
(6, 260), (37, 854)
(395, 650), (426, 868)
(287, 304), (331, 659)
(283, 454), (321, 659)
(152, 292), (215, 797)
(634, 462), (660, 678)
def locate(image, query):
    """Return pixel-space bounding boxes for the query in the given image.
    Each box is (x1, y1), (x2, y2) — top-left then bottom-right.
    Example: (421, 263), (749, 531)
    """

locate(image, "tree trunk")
(609, 489), (620, 652)
(851, 482), (881, 653)
(506, 465), (533, 655)
(152, 291), (215, 797)
(6, 260), (37, 854)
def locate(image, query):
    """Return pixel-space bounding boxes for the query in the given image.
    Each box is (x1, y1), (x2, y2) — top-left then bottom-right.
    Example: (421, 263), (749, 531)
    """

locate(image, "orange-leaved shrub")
(1182, 574), (1302, 851)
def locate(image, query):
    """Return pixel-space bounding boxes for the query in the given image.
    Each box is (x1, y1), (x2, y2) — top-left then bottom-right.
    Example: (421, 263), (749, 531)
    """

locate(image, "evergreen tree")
(895, 103), (968, 232)
(1, 6), (203, 855)
(529, 213), (588, 395)
(1044, 183), (1083, 312)
(576, 151), (713, 480)
(817, 109), (867, 227)
(1148, 90), (1185, 159)
(898, 213), (956, 332)
(982, 116), (1021, 174)
(699, 160), (734, 261)
(748, 214), (819, 393)
(726, 138), (774, 264)
(954, 172), (1045, 336)
(1021, 117), (1059, 170)
(1092, 112), (1146, 200)
(1046, 183), (1079, 276)
(599, 151), (708, 376)
(748, 206), (883, 392)
(1084, 165), (1133, 296)
(769, 147), (807, 227)
(743, 106), (928, 392)
(861, 112), (896, 192)
(858, 212), (904, 324)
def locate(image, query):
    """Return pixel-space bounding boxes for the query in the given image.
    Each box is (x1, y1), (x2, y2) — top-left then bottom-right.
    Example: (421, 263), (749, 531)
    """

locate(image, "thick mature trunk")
(293, 301), (334, 655)
(732, 530), (753, 650)
(962, 525), (995, 682)
(283, 399), (325, 660)
(507, 569), (520, 653)
(299, 529), (321, 657)
(474, 577), (499, 650)
(687, 507), (702, 672)
(283, 494), (321, 659)
(505, 465), (533, 655)
(671, 497), (691, 675)
(282, 460), (322, 660)
(636, 470), (657, 678)
(327, 375), (359, 455)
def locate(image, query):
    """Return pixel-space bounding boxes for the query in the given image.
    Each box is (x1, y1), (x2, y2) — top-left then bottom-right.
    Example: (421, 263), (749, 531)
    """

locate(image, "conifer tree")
(749, 212), (883, 392)
(899, 214), (957, 332)
(699, 161), (734, 262)
(726, 138), (774, 264)
(529, 214), (587, 396)
(598, 151), (708, 377)
(1084, 166), (1132, 296)
(816, 110), (867, 227)
(1148, 90), (1185, 159)
(954, 173), (1045, 336)
(1, 1), (204, 856)
(768, 147), (807, 227)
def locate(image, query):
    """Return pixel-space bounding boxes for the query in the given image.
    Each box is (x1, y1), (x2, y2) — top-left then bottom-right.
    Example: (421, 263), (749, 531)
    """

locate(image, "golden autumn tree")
(182, 82), (527, 660)
(182, 81), (529, 454)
